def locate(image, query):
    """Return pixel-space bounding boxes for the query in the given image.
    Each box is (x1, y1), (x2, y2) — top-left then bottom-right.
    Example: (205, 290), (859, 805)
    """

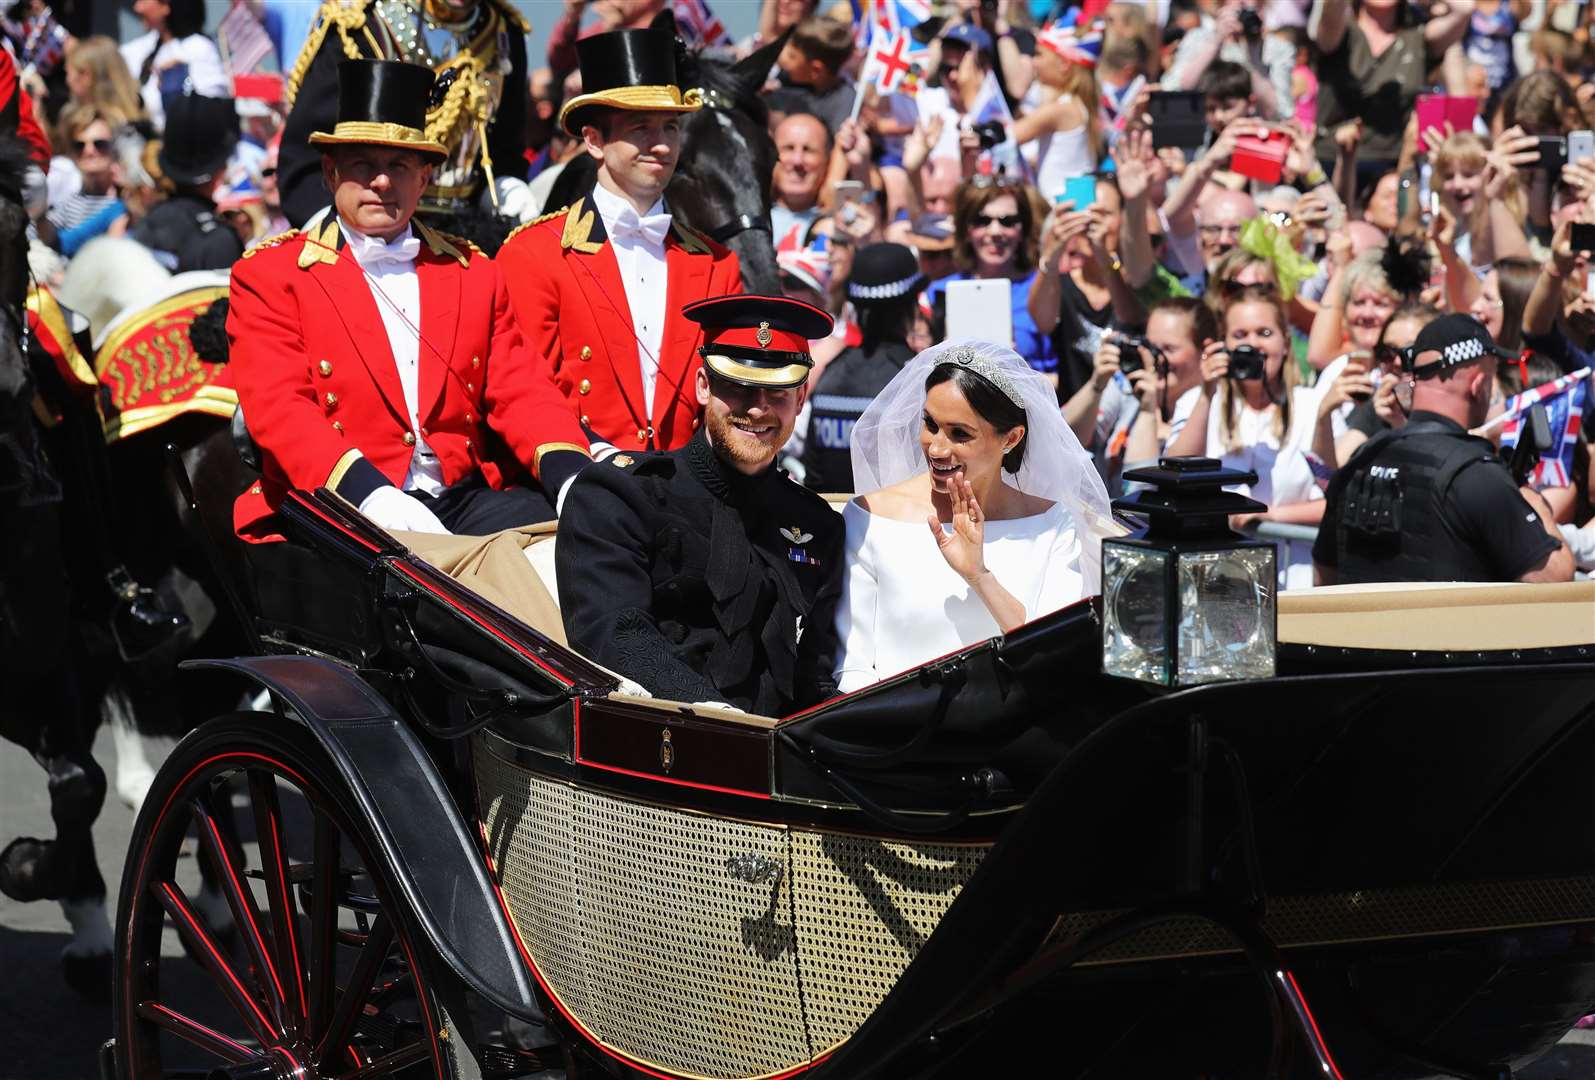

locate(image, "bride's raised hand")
(927, 477), (988, 583)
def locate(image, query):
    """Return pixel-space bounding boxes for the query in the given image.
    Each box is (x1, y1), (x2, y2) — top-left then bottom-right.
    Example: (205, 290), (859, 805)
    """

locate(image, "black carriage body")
(148, 487), (1595, 1080)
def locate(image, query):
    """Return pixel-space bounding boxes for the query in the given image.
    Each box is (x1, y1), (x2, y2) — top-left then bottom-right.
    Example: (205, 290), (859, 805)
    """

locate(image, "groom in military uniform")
(556, 295), (843, 716)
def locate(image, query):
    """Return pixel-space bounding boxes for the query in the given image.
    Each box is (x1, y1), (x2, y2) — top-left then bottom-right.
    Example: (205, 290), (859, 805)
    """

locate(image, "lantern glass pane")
(1102, 542), (1170, 685)
(1175, 547), (1276, 685)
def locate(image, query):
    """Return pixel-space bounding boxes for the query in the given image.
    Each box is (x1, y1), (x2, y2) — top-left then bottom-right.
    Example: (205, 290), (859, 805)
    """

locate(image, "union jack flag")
(851, 0), (930, 52)
(672, 0), (729, 47)
(1499, 368), (1590, 489)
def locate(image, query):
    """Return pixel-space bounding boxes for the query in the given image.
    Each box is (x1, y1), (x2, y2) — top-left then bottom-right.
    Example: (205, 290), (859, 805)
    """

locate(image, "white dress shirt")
(342, 221), (446, 496)
(590, 181), (669, 417)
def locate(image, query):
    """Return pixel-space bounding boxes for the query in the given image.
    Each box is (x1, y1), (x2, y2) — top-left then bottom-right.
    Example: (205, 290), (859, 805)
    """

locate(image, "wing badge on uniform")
(780, 525), (813, 545)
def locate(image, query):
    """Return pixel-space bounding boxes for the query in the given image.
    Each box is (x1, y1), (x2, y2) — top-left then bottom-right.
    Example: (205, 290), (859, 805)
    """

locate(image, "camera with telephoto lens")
(974, 120), (1007, 151)
(1237, 5), (1263, 38)
(1227, 344), (1267, 380)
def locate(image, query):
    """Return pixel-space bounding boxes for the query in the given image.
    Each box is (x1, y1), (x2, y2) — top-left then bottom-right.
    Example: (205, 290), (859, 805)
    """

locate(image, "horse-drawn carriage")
(104, 461), (1595, 1079)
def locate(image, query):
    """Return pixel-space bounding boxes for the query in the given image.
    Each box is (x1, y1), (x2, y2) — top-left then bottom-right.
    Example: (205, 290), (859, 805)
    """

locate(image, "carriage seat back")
(1278, 579), (1595, 652)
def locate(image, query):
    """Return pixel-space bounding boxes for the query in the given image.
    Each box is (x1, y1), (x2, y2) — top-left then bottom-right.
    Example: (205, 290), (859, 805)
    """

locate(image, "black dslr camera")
(1227, 344), (1267, 380)
(1238, 5), (1263, 39)
(1115, 334), (1164, 374)
(974, 120), (1007, 151)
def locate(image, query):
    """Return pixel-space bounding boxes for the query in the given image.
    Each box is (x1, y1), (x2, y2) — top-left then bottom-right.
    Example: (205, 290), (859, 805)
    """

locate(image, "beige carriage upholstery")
(392, 524), (567, 645)
(1278, 579), (1595, 651)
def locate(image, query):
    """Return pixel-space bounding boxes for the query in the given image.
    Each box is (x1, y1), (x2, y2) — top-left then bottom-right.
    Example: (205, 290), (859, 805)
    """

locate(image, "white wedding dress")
(833, 499), (1086, 693)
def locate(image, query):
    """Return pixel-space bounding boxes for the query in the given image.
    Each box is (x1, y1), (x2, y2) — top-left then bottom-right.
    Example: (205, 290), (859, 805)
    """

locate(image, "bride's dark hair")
(925, 365), (1028, 475)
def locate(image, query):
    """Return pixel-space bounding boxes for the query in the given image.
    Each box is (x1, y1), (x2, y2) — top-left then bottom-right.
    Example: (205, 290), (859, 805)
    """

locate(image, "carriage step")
(479, 1044), (561, 1078)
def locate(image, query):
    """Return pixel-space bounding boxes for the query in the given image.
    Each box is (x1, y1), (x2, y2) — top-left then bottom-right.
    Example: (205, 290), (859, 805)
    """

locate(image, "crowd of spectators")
(7, 0), (1594, 584)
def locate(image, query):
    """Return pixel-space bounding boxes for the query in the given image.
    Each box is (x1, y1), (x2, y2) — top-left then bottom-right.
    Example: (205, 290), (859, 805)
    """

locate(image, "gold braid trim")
(286, 0), (373, 106)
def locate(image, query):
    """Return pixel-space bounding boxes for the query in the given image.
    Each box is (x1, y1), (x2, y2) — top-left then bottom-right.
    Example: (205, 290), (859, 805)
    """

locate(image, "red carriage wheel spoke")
(249, 767), (310, 1029)
(316, 915), (396, 1065)
(306, 810), (342, 1039)
(134, 1001), (254, 1064)
(191, 800), (289, 1032)
(152, 880), (282, 1046)
(335, 1039), (431, 1078)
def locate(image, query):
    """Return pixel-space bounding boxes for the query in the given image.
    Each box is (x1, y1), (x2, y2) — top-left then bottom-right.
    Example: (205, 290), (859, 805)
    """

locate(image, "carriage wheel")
(113, 713), (458, 1079)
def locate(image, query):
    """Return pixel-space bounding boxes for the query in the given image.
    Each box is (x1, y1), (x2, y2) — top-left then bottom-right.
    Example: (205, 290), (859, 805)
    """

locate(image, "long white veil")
(849, 338), (1117, 594)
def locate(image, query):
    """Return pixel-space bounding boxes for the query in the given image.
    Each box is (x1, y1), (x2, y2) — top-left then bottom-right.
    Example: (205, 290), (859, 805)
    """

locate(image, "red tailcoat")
(496, 192), (742, 452)
(228, 217), (589, 541)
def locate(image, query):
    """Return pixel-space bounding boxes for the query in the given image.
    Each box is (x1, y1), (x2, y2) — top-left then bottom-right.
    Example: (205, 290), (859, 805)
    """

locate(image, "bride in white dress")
(834, 339), (1114, 693)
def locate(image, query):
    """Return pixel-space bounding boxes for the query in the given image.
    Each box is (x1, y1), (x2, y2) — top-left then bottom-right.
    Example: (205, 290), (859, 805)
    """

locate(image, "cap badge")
(756, 321), (773, 349)
(780, 525), (813, 545)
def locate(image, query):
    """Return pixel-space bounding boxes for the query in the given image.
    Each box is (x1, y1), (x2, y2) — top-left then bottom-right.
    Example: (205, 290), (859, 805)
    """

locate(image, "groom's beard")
(704, 407), (784, 472)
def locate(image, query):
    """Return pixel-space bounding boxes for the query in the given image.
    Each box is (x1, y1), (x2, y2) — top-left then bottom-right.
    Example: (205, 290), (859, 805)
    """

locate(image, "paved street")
(7, 726), (1595, 1080)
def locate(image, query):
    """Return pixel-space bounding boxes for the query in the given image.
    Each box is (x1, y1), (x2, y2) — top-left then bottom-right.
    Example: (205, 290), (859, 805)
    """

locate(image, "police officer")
(1314, 314), (1574, 585)
(800, 242), (922, 493)
(556, 295), (844, 715)
(133, 94), (245, 273)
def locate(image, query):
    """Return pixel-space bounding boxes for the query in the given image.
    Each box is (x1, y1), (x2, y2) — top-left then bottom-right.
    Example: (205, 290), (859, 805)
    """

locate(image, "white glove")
(692, 701), (745, 714)
(1560, 521), (1595, 572)
(491, 176), (538, 223)
(358, 486), (449, 535)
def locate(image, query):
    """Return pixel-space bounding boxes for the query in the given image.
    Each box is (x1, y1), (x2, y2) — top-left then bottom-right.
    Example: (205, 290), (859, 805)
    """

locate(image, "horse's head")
(667, 29), (789, 295)
(0, 138), (31, 408)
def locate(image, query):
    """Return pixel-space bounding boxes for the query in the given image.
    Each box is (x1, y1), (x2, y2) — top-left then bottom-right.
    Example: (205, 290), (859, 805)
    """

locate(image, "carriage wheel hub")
(205, 1044), (309, 1080)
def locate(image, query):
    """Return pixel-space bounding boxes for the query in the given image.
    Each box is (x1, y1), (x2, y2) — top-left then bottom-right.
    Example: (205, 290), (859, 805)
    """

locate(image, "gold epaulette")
(501, 205), (569, 247)
(241, 229), (300, 259)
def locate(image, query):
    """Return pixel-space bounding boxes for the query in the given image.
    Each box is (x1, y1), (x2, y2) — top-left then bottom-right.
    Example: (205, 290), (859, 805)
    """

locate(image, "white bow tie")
(350, 230), (420, 269)
(610, 207), (672, 247)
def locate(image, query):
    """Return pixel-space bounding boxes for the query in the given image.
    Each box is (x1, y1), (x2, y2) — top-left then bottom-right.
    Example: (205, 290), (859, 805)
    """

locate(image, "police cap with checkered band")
(1405, 313), (1516, 380)
(685, 294), (834, 390)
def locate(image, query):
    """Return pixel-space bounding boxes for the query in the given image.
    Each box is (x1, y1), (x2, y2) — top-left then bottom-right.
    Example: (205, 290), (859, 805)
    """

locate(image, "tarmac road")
(6, 726), (1595, 1080)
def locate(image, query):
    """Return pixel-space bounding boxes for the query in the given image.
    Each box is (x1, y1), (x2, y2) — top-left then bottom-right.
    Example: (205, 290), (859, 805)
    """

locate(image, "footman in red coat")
(228, 59), (590, 542)
(498, 28), (741, 455)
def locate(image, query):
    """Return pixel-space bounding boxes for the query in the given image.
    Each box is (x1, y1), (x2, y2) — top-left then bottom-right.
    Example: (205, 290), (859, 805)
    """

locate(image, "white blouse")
(834, 499), (1085, 694)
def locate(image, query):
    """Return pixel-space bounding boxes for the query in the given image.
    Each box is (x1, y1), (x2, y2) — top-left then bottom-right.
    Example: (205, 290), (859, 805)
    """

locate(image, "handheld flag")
(1496, 368), (1590, 490)
(672, 0), (730, 47)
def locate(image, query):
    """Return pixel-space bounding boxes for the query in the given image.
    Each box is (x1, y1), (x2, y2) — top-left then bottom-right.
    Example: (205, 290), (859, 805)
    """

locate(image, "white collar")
(590, 181), (665, 226)
(340, 220), (419, 267)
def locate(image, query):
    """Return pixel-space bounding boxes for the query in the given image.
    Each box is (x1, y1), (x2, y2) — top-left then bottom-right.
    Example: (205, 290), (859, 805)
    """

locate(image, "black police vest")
(1333, 416), (1504, 583)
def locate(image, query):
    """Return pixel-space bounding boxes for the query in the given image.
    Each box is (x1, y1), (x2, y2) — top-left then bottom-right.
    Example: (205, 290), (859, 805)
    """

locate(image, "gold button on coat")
(318, 360), (332, 377)
(466, 382), (474, 393)
(324, 392), (337, 408)
(402, 431), (416, 446)
(332, 421), (343, 432)
(578, 379), (591, 395)
(636, 428), (647, 441)
(580, 414), (590, 425)
(579, 346), (592, 360)
(471, 356), (480, 368)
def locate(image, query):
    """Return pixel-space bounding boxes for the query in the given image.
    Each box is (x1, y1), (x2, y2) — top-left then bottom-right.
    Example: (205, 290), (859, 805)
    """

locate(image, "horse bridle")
(689, 85), (773, 247)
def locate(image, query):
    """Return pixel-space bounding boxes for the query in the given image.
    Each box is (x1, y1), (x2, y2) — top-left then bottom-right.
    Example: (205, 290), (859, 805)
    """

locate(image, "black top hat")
(685, 294), (834, 389)
(847, 243), (924, 304)
(559, 28), (702, 137)
(158, 94), (239, 187)
(309, 60), (446, 157)
(1406, 313), (1514, 378)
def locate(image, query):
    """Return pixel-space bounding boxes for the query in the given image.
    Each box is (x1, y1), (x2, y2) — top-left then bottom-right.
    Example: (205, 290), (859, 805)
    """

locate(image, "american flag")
(672, 0), (729, 47)
(1499, 368), (1590, 489)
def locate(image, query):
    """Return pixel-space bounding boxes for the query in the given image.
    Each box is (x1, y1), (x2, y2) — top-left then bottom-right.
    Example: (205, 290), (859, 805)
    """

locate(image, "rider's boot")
(106, 565), (190, 662)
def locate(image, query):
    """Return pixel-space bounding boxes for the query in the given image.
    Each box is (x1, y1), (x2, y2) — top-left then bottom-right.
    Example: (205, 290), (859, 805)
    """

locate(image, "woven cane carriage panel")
(788, 832), (987, 1052)
(475, 740), (993, 1078)
(1049, 875), (1595, 965)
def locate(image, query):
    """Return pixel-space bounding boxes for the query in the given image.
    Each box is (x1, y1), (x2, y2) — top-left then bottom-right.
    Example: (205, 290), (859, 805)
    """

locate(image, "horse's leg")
(103, 679), (156, 812)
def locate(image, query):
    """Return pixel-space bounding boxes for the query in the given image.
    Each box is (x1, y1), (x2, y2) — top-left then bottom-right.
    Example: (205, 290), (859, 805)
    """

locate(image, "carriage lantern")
(1100, 457), (1277, 687)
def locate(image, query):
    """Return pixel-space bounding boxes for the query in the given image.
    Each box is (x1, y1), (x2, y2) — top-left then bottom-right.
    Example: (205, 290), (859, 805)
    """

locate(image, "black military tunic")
(132, 194), (244, 273)
(1314, 411), (1561, 583)
(557, 434), (845, 716)
(800, 339), (914, 494)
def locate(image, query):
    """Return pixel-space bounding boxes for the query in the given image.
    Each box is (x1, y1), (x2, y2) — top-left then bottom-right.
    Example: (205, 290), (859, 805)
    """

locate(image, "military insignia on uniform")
(756, 321), (773, 348)
(612, 454), (635, 467)
(780, 525), (813, 545)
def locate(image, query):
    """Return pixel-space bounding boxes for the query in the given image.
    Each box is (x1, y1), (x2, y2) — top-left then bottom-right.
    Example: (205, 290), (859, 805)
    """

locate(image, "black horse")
(546, 19), (786, 295)
(0, 136), (114, 996)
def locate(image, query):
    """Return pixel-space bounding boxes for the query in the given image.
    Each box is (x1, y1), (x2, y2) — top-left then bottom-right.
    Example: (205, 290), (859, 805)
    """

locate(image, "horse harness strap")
(708, 214), (770, 244)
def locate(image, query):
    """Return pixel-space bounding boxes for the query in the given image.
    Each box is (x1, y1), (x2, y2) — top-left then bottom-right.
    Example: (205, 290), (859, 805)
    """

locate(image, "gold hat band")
(310, 121), (447, 157)
(559, 85), (703, 136)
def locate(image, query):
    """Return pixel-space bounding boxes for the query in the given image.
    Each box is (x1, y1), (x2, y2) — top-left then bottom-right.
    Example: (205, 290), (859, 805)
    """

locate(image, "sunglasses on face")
(1373, 343), (1403, 367)
(974, 212), (1022, 229)
(72, 137), (111, 155)
(259, 166), (277, 178)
